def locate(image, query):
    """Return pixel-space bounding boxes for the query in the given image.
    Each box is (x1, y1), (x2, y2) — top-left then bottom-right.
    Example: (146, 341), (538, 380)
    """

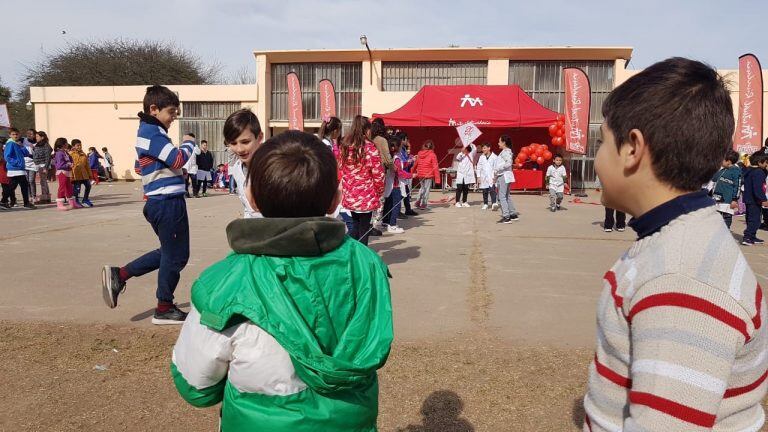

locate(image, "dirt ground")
(2, 182), (768, 431)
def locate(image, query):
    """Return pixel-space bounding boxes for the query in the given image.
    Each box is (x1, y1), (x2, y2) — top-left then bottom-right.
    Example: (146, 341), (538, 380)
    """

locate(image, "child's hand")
(731, 201), (739, 210)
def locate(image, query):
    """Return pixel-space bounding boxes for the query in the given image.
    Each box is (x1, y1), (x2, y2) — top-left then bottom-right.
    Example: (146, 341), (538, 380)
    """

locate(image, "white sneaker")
(481, 204), (488, 210)
(455, 202), (462, 208)
(491, 203), (499, 211)
(604, 228), (613, 233)
(462, 202), (471, 208)
(387, 225), (405, 234)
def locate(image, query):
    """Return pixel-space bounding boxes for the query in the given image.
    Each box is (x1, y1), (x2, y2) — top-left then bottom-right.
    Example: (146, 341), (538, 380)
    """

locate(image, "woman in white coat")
(494, 135), (519, 223)
(476, 142), (498, 210)
(454, 142), (476, 207)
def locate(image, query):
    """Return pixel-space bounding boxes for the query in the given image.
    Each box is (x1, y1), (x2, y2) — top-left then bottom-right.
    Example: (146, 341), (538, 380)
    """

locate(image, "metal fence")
(179, 102), (242, 165)
(270, 63), (362, 122)
(509, 61), (615, 188)
(382, 62), (487, 91)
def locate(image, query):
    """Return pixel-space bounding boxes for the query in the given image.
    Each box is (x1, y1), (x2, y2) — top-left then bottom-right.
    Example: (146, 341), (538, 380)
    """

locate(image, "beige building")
(30, 46), (768, 186)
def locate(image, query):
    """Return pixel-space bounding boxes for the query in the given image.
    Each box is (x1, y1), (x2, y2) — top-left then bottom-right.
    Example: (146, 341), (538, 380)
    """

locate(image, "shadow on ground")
(396, 390), (474, 432)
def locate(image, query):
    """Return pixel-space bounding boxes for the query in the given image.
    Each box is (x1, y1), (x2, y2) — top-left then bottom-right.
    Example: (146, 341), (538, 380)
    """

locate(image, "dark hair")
(749, 152), (768, 166)
(553, 153), (564, 160)
(88, 147), (96, 152)
(423, 140), (434, 150)
(35, 131), (49, 145)
(248, 131), (337, 217)
(318, 116), (342, 140)
(388, 136), (402, 155)
(9, 127), (19, 134)
(371, 117), (387, 139)
(142, 85), (179, 113)
(54, 138), (68, 151)
(223, 108), (262, 144)
(201, 140), (208, 144)
(481, 142), (491, 149)
(725, 150), (739, 164)
(395, 131), (408, 141)
(71, 139), (82, 146)
(602, 57), (734, 191)
(500, 135), (512, 148)
(341, 115), (371, 163)
(187, 132), (196, 138)
(101, 147), (108, 152)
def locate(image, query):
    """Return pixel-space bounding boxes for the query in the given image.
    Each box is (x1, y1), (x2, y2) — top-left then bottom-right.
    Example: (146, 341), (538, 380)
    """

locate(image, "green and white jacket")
(171, 217), (393, 431)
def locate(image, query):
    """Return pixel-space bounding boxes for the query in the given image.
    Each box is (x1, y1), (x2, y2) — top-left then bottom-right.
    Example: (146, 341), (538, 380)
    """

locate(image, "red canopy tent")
(373, 85), (560, 190)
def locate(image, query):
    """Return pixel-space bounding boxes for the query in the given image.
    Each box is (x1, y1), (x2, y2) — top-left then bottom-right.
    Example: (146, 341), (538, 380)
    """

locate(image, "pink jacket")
(339, 141), (385, 212)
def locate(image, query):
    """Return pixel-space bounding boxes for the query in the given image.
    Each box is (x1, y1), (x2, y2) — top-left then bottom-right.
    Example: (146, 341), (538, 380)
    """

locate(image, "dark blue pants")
(384, 188), (403, 226)
(744, 203), (762, 241)
(125, 195), (190, 303)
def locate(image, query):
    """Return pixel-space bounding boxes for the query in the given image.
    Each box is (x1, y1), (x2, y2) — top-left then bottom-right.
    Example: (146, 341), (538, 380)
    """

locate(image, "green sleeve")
(171, 361), (226, 408)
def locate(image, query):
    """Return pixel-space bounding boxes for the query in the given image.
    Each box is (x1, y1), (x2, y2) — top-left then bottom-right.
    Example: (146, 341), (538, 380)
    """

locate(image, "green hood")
(192, 217), (393, 394)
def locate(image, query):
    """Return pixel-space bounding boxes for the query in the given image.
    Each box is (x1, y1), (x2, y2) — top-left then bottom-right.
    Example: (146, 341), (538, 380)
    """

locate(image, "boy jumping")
(583, 58), (767, 431)
(101, 85), (195, 325)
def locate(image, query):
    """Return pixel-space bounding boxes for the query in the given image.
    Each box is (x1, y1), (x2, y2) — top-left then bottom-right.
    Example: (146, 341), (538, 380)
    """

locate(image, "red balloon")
(529, 153), (538, 161)
(514, 163), (523, 169)
(551, 137), (559, 146)
(543, 150), (553, 161)
(555, 128), (564, 137)
(518, 149), (528, 158)
(535, 148), (544, 157)
(536, 156), (545, 165)
(541, 144), (549, 151)
(557, 114), (565, 123)
(556, 120), (564, 129)
(554, 137), (564, 146)
(548, 124), (558, 137)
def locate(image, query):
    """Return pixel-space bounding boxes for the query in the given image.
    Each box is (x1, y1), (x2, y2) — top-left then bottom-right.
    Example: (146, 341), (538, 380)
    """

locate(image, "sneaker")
(497, 217), (509, 224)
(0, 202), (9, 209)
(23, 203), (37, 210)
(742, 239), (755, 246)
(56, 201), (69, 211)
(387, 225), (405, 234)
(202, 192), (208, 197)
(760, 223), (768, 231)
(491, 203), (499, 211)
(504, 215), (519, 223)
(151, 305), (188, 325)
(455, 202), (462, 208)
(405, 209), (418, 216)
(72, 200), (83, 209)
(616, 227), (626, 232)
(604, 228), (614, 233)
(415, 200), (422, 208)
(550, 206), (556, 212)
(369, 227), (383, 237)
(754, 238), (765, 244)
(481, 204), (489, 210)
(193, 194), (200, 198)
(101, 266), (126, 309)
(82, 199), (94, 208)
(461, 202), (471, 208)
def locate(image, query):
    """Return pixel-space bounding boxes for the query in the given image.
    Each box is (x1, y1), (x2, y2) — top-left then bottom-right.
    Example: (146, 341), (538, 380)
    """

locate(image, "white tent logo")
(460, 94), (483, 108)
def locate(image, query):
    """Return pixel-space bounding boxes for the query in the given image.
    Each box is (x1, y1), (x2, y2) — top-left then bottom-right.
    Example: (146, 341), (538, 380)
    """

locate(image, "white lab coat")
(184, 146), (200, 175)
(546, 165), (568, 193)
(229, 158), (262, 219)
(476, 152), (498, 189)
(494, 148), (515, 184)
(454, 143), (477, 185)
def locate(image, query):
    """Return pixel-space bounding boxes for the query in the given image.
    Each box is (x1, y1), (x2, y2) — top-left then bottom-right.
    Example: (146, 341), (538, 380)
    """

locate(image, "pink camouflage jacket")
(339, 140), (385, 212)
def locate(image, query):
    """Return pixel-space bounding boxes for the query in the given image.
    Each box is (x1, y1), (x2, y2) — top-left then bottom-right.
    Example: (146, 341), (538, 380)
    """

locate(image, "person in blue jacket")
(741, 152), (768, 245)
(2, 128), (36, 209)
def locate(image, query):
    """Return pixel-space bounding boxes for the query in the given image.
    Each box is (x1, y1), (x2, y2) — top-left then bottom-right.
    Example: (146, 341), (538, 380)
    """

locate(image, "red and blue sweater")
(134, 112), (194, 198)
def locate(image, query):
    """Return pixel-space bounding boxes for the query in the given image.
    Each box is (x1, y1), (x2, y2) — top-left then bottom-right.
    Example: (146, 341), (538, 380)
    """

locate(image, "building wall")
(30, 85), (258, 180)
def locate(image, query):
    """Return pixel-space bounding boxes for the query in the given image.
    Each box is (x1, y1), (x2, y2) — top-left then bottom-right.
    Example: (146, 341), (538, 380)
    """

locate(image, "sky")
(4, 0), (767, 92)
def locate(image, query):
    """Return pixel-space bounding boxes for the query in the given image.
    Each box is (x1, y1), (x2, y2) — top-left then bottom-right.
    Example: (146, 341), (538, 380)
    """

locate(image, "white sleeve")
(172, 306), (235, 389)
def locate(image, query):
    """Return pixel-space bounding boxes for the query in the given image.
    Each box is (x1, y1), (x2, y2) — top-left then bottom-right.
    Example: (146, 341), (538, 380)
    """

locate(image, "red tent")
(373, 85), (560, 190)
(373, 85), (558, 128)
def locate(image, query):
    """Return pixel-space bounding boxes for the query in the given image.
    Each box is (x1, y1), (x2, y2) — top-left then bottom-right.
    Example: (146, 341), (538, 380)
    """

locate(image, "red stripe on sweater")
(170, 152), (185, 169)
(724, 369), (768, 398)
(629, 391), (716, 427)
(628, 293), (750, 341)
(138, 156), (154, 167)
(604, 271), (622, 309)
(594, 353), (632, 388)
(753, 284), (762, 330)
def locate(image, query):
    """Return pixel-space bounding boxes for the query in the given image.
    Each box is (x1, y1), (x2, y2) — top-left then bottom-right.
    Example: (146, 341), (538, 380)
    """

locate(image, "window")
(179, 102), (242, 165)
(270, 63), (362, 122)
(382, 62), (487, 91)
(509, 61), (615, 188)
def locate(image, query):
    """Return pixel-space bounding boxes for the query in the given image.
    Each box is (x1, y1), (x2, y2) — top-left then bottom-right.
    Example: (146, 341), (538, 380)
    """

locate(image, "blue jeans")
(744, 203), (762, 241)
(340, 212), (354, 233)
(125, 195), (190, 303)
(384, 188), (403, 226)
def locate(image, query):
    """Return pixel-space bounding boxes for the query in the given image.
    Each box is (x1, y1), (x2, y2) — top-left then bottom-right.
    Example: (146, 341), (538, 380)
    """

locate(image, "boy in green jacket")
(710, 149), (742, 229)
(171, 130), (393, 432)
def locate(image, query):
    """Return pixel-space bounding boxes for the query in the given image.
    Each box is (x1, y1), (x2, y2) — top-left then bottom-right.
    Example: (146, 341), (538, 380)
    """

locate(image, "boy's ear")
(148, 104), (160, 115)
(622, 128), (648, 173)
(257, 132), (264, 145)
(327, 185), (342, 215)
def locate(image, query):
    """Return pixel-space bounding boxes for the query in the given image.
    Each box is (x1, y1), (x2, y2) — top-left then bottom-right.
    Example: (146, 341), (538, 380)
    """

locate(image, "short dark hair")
(101, 147), (108, 152)
(71, 139), (82, 145)
(223, 109), (262, 144)
(9, 127), (18, 134)
(749, 152), (768, 166)
(500, 135), (512, 147)
(248, 131), (338, 218)
(26, 128), (36, 133)
(602, 57), (734, 191)
(725, 150), (739, 164)
(553, 154), (564, 160)
(201, 140), (208, 144)
(142, 85), (179, 113)
(481, 142), (491, 149)
(186, 132), (196, 138)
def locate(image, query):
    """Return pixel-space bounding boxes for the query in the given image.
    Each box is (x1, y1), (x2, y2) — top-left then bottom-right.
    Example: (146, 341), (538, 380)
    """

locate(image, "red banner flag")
(734, 54), (763, 154)
(563, 68), (590, 155)
(318, 79), (337, 121)
(286, 72), (304, 131)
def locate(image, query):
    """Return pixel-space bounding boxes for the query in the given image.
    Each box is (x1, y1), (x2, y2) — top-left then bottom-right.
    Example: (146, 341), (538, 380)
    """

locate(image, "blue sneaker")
(82, 199), (94, 208)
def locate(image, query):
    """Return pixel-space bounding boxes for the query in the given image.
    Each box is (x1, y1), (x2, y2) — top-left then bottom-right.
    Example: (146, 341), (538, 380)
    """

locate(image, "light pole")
(360, 35), (373, 86)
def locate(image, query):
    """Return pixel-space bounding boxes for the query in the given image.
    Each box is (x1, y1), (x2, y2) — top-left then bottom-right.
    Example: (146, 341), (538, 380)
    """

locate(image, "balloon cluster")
(515, 143), (553, 168)
(548, 114), (567, 147)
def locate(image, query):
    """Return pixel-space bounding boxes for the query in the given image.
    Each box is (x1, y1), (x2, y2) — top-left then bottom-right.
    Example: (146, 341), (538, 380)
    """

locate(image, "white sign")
(460, 94), (483, 108)
(456, 121), (482, 147)
(0, 104), (9, 128)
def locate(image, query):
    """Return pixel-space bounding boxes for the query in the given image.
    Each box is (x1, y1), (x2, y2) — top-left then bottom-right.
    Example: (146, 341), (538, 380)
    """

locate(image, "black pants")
(721, 212), (733, 229)
(73, 180), (91, 201)
(482, 187), (497, 205)
(604, 208), (626, 230)
(349, 212), (373, 246)
(1, 183), (12, 204)
(745, 204), (762, 241)
(8, 175), (30, 206)
(200, 179), (208, 194)
(191, 177), (200, 196)
(455, 183), (470, 203)
(403, 185), (413, 213)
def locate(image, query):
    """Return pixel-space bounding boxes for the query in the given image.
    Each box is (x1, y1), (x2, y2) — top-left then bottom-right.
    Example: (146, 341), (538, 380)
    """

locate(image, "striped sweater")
(584, 203), (767, 431)
(134, 112), (194, 198)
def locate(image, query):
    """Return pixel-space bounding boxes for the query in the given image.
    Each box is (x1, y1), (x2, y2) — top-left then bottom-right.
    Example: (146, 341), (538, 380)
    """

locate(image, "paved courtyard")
(2, 181), (767, 431)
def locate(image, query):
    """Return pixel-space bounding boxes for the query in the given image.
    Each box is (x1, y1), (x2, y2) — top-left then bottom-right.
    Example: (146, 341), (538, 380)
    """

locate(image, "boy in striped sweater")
(101, 85), (195, 325)
(583, 58), (767, 431)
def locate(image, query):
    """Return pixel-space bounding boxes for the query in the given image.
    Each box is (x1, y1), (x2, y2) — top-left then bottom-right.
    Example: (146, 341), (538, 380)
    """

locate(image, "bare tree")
(221, 65), (256, 85)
